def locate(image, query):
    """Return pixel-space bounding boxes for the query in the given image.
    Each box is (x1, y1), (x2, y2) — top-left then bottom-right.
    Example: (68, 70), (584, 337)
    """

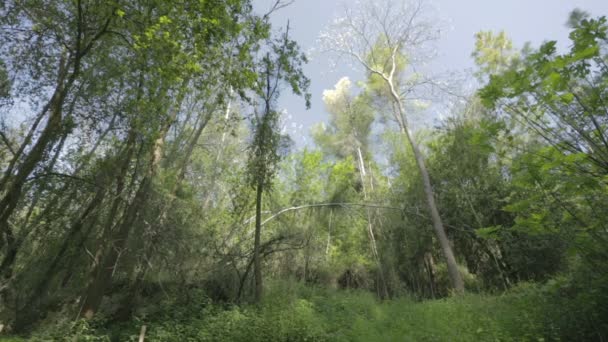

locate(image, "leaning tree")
(320, 0), (464, 292)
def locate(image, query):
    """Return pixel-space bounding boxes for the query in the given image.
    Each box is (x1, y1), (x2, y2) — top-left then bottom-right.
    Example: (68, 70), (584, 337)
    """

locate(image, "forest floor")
(1, 280), (559, 341)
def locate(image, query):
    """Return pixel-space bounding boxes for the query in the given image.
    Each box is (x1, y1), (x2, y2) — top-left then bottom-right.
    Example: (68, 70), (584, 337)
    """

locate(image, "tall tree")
(320, 0), (464, 292)
(312, 77), (388, 297)
(0, 0), (117, 268)
(75, 0), (269, 319)
(246, 22), (310, 302)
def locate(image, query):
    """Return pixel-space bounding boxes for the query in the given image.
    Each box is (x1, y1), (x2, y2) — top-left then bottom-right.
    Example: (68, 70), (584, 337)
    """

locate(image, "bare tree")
(320, 0), (464, 293)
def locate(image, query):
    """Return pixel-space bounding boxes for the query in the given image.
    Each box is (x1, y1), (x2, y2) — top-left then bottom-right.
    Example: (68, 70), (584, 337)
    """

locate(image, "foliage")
(0, 2), (607, 341)
(472, 30), (519, 79)
(479, 12), (608, 276)
(8, 279), (604, 341)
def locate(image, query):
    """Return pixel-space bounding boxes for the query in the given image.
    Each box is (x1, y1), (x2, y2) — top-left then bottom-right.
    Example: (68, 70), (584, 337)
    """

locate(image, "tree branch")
(0, 131), (16, 157)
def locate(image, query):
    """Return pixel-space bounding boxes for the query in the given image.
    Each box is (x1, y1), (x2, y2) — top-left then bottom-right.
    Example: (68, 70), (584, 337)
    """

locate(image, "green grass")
(270, 282), (551, 342)
(0, 280), (577, 341)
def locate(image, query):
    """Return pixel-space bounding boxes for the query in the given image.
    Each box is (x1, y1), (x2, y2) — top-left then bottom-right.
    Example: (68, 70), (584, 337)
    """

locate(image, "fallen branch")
(260, 202), (406, 226)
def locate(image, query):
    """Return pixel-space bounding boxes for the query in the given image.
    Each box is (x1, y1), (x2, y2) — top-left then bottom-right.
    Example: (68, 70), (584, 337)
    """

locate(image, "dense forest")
(0, 0), (607, 340)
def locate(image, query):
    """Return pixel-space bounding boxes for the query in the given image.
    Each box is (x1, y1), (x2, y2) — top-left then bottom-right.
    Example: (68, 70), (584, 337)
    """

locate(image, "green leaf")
(560, 92), (574, 104)
(476, 226), (502, 239)
(159, 15), (172, 25)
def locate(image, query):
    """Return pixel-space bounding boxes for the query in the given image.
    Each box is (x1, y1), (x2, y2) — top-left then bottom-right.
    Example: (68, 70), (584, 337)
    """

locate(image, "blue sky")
(253, 0), (608, 147)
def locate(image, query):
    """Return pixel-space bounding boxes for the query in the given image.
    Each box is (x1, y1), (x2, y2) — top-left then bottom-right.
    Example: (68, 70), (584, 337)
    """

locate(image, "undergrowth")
(2, 277), (605, 341)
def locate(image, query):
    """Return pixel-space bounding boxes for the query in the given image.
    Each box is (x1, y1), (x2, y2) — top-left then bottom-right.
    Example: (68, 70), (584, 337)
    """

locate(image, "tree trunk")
(388, 82), (465, 294)
(404, 126), (464, 293)
(0, 108), (47, 192)
(80, 120), (171, 319)
(253, 180), (263, 303)
(325, 209), (333, 258)
(0, 129), (69, 289)
(11, 188), (106, 332)
(76, 134), (137, 319)
(424, 252), (437, 299)
(79, 169), (151, 319)
(356, 146), (389, 298)
(0, 97), (67, 310)
(0, 6), (112, 251)
(31, 188), (105, 299)
(0, 101), (64, 247)
(79, 203), (140, 319)
(0, 45), (84, 251)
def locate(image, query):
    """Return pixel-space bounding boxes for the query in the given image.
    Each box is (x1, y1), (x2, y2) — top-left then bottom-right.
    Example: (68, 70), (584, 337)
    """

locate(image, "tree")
(474, 14), (608, 337)
(0, 59), (9, 104)
(472, 30), (518, 80)
(479, 12), (608, 270)
(75, 0), (273, 320)
(246, 22), (310, 302)
(320, 0), (464, 292)
(0, 0), (281, 326)
(0, 1), (118, 276)
(313, 77), (388, 297)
